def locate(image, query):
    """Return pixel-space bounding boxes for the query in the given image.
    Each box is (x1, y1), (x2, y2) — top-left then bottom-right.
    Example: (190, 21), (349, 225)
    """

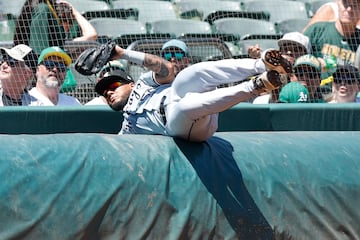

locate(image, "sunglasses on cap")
(41, 60), (67, 72)
(162, 51), (186, 61)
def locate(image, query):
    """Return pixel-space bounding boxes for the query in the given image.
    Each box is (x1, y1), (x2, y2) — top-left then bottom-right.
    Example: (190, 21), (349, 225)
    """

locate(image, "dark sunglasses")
(1, 55), (18, 67)
(295, 69), (320, 79)
(162, 52), (186, 61)
(333, 78), (358, 85)
(41, 60), (67, 72)
(342, 0), (360, 9)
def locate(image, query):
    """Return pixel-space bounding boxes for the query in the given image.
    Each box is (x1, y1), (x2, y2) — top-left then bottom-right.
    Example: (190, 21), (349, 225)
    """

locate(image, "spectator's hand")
(248, 44), (261, 59)
(56, 0), (74, 23)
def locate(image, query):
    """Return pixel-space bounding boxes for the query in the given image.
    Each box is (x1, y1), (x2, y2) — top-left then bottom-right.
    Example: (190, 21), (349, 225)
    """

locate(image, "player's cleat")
(253, 70), (284, 92)
(261, 49), (293, 74)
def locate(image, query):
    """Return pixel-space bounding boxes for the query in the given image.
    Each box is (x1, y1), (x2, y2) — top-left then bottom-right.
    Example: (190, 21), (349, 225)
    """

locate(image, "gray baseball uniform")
(120, 58), (266, 141)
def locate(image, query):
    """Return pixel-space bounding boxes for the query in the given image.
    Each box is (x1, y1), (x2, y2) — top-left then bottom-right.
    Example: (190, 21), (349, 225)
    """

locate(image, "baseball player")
(75, 42), (292, 142)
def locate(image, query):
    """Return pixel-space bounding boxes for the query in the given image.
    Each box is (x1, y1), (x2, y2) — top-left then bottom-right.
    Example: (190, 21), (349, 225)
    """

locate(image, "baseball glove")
(74, 41), (117, 75)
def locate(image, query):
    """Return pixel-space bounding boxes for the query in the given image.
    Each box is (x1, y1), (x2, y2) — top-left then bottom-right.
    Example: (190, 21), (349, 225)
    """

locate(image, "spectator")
(248, 32), (310, 62)
(303, 0), (360, 79)
(292, 54), (324, 102)
(87, 42), (291, 141)
(0, 44), (38, 106)
(327, 65), (360, 103)
(14, 0), (97, 54)
(278, 82), (310, 103)
(29, 46), (81, 106)
(302, 0), (360, 51)
(251, 32), (310, 104)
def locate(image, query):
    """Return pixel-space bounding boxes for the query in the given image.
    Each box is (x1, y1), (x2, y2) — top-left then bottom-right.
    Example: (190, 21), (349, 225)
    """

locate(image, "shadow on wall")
(175, 137), (274, 239)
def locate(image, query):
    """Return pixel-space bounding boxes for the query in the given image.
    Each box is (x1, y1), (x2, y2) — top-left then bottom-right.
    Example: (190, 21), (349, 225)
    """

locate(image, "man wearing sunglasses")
(90, 42), (292, 142)
(327, 65), (360, 103)
(29, 46), (81, 106)
(160, 39), (191, 77)
(0, 44), (38, 106)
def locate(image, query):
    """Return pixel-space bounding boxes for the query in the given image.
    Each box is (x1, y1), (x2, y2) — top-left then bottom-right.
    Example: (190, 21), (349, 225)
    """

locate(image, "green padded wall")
(1, 104), (360, 134)
(0, 132), (359, 239)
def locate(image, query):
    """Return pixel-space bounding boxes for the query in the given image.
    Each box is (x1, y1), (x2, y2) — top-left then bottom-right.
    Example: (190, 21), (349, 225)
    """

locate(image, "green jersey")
(304, 21), (356, 78)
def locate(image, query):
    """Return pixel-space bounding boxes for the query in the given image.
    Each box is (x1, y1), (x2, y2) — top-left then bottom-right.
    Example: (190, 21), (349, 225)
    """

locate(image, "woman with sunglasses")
(0, 44), (38, 106)
(29, 46), (81, 106)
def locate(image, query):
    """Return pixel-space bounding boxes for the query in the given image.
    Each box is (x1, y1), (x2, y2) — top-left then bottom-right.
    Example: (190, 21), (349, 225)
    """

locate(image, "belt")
(159, 95), (167, 125)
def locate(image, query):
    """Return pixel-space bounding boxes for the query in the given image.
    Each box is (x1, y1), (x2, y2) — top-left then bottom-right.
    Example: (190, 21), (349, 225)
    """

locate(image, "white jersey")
(120, 71), (171, 135)
(29, 88), (82, 106)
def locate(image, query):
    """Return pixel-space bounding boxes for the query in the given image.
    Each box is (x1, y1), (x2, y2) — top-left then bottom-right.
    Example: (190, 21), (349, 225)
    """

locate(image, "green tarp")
(1, 132), (359, 239)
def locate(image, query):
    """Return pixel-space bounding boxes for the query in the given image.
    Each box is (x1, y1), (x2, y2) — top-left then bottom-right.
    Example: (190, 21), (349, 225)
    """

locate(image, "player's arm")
(112, 46), (175, 85)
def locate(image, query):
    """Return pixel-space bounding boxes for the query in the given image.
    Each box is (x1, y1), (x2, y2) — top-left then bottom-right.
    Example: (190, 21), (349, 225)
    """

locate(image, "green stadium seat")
(203, 10), (270, 25)
(0, 16), (15, 42)
(237, 39), (279, 56)
(276, 18), (310, 34)
(0, 0), (26, 17)
(149, 19), (212, 37)
(244, 0), (309, 23)
(82, 8), (139, 21)
(175, 0), (242, 20)
(213, 18), (277, 40)
(69, 0), (111, 14)
(89, 18), (147, 38)
(112, 0), (178, 24)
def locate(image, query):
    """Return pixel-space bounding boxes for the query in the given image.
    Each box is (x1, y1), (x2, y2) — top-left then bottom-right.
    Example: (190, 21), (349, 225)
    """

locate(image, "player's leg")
(170, 58), (265, 101)
(165, 71), (282, 141)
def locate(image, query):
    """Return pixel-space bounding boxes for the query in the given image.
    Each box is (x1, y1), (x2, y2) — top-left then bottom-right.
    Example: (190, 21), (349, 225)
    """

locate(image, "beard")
(109, 99), (127, 111)
(38, 75), (61, 88)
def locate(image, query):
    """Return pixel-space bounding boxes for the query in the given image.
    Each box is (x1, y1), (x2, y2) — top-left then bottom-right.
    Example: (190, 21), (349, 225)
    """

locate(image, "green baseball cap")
(38, 46), (72, 66)
(293, 54), (321, 71)
(279, 82), (309, 103)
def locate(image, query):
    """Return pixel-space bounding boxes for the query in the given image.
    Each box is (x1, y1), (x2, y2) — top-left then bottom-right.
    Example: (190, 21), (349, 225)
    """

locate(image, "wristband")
(123, 50), (145, 65)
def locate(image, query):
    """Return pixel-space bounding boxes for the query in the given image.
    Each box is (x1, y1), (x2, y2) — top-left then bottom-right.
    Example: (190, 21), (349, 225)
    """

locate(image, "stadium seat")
(175, 0), (242, 20)
(125, 38), (233, 80)
(213, 18), (277, 40)
(203, 10), (270, 25)
(0, 16), (15, 42)
(244, 0), (309, 24)
(237, 39), (279, 56)
(276, 18), (310, 34)
(82, 8), (139, 21)
(112, 0), (178, 24)
(305, 0), (332, 17)
(149, 19), (212, 37)
(89, 18), (147, 38)
(69, 0), (111, 14)
(0, 0), (26, 17)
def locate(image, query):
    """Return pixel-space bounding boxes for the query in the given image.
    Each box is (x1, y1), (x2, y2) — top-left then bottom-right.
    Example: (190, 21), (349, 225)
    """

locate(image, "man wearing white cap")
(29, 46), (81, 106)
(0, 44), (38, 106)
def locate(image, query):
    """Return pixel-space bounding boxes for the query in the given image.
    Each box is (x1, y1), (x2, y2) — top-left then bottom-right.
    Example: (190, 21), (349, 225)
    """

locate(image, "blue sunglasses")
(41, 60), (67, 72)
(162, 52), (185, 61)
